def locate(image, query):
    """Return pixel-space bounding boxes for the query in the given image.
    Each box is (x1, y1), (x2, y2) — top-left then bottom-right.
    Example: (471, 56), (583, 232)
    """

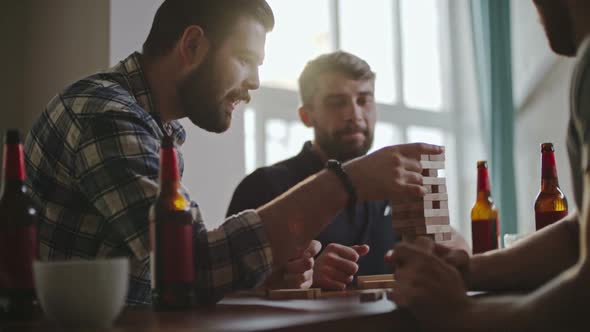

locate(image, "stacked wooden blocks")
(391, 153), (451, 242)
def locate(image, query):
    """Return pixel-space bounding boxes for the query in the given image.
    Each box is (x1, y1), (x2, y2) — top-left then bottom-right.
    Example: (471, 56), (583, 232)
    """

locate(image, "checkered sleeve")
(73, 111), (273, 304)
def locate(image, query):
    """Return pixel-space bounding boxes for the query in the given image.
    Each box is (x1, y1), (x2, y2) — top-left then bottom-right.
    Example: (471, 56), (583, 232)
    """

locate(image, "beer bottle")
(534, 143), (568, 230)
(0, 129), (38, 319)
(471, 160), (499, 254)
(149, 135), (195, 311)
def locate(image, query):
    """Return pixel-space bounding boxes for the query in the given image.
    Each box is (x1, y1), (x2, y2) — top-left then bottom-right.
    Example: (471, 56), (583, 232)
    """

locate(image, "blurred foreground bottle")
(471, 160), (499, 254)
(150, 135), (195, 311)
(534, 143), (568, 231)
(0, 129), (38, 319)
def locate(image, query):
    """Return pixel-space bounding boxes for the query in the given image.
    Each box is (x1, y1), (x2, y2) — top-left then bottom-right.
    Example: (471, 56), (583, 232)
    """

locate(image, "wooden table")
(2, 291), (419, 331)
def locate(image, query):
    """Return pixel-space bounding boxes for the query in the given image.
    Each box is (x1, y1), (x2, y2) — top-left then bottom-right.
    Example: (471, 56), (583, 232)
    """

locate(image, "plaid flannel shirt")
(24, 52), (273, 304)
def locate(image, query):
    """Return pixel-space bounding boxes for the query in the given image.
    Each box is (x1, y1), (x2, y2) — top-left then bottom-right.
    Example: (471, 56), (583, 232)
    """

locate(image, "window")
(245, 0), (472, 232)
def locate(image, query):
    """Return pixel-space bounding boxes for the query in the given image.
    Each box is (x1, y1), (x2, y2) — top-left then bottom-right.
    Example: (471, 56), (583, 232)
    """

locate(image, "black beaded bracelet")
(325, 159), (357, 223)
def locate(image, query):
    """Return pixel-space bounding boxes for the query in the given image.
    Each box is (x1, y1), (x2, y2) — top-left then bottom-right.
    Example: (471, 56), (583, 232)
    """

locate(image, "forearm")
(257, 169), (348, 266)
(467, 215), (579, 291)
(463, 262), (589, 331)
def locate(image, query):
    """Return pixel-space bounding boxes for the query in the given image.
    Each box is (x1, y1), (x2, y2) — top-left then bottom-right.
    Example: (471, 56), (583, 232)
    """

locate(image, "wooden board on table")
(357, 280), (396, 290)
(357, 274), (395, 284)
(268, 288), (322, 300)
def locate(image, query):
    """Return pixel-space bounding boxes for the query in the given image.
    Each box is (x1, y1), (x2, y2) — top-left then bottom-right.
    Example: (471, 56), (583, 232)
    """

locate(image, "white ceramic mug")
(33, 258), (129, 328)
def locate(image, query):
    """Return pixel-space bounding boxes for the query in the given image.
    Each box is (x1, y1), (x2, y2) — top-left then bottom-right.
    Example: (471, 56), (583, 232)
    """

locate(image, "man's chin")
(188, 114), (231, 134)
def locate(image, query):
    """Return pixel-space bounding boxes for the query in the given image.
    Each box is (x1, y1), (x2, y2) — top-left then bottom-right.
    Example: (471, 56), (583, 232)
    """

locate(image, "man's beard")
(315, 126), (374, 162)
(177, 53), (249, 133)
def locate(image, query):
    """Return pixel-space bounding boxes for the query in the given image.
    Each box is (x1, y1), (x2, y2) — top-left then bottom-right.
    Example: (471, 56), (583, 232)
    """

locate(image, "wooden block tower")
(391, 153), (452, 242)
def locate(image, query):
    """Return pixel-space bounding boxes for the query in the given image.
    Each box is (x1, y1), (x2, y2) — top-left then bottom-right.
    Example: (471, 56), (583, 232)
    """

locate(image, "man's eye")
(327, 100), (346, 108)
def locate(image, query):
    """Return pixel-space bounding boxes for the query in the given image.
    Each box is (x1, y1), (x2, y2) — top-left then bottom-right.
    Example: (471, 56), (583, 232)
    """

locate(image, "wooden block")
(422, 177), (446, 185)
(392, 209), (449, 218)
(268, 288), (321, 300)
(397, 224), (453, 235)
(391, 200), (447, 212)
(432, 200), (448, 209)
(392, 193), (448, 205)
(421, 154), (445, 161)
(428, 153), (445, 161)
(422, 169), (438, 177)
(393, 216), (450, 228)
(360, 290), (384, 302)
(402, 233), (435, 242)
(358, 280), (396, 289)
(357, 274), (395, 284)
(434, 232), (453, 242)
(420, 160), (445, 170)
(424, 185), (447, 194)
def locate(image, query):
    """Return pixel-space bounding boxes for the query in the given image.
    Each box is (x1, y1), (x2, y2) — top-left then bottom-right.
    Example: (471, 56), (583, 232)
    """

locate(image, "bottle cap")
(4, 129), (21, 145)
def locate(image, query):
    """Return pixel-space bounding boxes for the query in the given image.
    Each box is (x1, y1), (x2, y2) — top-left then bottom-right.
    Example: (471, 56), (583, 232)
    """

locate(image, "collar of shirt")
(113, 52), (186, 146)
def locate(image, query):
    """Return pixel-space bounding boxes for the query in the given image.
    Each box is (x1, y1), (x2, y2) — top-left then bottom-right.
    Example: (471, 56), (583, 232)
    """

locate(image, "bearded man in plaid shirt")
(24, 0), (443, 304)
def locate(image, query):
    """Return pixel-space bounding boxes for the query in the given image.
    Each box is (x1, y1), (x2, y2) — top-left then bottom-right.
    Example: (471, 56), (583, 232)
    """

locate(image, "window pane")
(339, 0), (396, 104)
(265, 119), (313, 165)
(244, 108), (256, 174)
(401, 0), (443, 111)
(369, 122), (403, 153)
(261, 0), (332, 90)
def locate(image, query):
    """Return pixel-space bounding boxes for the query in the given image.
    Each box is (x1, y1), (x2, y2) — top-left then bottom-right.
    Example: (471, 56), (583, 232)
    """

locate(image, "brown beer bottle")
(534, 143), (568, 230)
(471, 160), (499, 254)
(149, 135), (195, 311)
(0, 129), (38, 319)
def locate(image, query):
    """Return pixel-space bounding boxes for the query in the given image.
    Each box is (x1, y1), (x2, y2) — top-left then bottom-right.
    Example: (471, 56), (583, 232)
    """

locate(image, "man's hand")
(385, 240), (471, 284)
(387, 238), (472, 329)
(344, 143), (444, 202)
(313, 243), (370, 290)
(264, 240), (322, 289)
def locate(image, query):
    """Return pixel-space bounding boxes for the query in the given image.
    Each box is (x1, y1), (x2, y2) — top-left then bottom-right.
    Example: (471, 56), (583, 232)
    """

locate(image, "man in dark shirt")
(228, 51), (468, 290)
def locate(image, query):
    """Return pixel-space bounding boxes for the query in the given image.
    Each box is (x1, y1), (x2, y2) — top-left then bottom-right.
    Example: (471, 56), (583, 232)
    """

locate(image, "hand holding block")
(420, 160), (445, 170)
(421, 154), (445, 161)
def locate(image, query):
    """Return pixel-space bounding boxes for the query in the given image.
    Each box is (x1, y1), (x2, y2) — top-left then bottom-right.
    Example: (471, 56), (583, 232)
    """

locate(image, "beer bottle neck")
(3, 143), (26, 182)
(476, 167), (492, 200)
(1, 144), (26, 198)
(540, 151), (559, 190)
(158, 146), (181, 194)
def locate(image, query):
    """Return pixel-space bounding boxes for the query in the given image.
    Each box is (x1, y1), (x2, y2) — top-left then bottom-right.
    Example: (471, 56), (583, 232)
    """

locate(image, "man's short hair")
(298, 51), (376, 106)
(143, 0), (274, 58)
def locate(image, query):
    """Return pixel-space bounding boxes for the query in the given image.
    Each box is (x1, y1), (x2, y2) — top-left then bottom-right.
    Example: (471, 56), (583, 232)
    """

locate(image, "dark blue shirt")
(227, 142), (399, 276)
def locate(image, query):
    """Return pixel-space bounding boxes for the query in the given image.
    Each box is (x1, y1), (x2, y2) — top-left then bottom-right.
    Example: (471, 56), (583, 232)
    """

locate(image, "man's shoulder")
(572, 37), (590, 119)
(56, 71), (144, 118)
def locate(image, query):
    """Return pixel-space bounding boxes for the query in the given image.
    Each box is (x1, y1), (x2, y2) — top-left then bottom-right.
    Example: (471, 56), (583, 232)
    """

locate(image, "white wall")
(1, 0), (109, 168)
(0, 2), (26, 134)
(511, 0), (576, 233)
(23, 0), (110, 131)
(109, 0), (246, 227)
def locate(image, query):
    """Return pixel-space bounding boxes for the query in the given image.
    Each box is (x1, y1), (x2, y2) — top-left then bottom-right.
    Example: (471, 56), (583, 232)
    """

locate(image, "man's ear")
(178, 25), (210, 67)
(298, 105), (314, 128)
